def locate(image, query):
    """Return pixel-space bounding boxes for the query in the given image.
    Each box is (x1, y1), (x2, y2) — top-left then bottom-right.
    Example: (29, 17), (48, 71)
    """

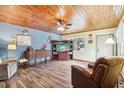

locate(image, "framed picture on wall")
(88, 34), (93, 44)
(17, 34), (31, 45)
(88, 40), (93, 44)
(72, 38), (85, 51)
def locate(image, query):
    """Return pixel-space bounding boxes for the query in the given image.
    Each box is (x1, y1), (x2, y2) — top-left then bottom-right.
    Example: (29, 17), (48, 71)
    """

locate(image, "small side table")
(18, 58), (29, 67)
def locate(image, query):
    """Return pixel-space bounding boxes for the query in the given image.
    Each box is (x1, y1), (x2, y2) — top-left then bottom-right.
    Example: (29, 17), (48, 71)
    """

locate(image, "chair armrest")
(2, 58), (16, 63)
(71, 65), (97, 88)
(0, 63), (8, 66)
(0, 63), (8, 78)
(0, 63), (8, 71)
(71, 65), (91, 77)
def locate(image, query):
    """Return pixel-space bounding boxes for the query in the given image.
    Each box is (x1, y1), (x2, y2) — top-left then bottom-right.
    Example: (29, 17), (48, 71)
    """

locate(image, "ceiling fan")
(56, 19), (72, 31)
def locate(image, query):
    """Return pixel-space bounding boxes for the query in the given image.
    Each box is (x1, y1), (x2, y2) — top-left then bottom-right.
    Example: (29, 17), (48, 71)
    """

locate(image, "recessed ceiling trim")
(114, 5), (124, 17)
(61, 27), (117, 35)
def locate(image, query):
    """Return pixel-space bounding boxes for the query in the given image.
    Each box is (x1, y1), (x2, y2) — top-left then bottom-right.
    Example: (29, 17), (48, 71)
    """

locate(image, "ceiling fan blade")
(65, 26), (70, 29)
(66, 23), (72, 26)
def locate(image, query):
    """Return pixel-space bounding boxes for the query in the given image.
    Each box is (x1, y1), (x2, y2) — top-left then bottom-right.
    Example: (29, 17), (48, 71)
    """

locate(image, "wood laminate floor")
(0, 60), (91, 88)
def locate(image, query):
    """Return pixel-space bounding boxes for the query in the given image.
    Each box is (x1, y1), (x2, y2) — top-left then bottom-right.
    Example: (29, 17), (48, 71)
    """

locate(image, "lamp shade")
(105, 37), (115, 44)
(8, 44), (16, 50)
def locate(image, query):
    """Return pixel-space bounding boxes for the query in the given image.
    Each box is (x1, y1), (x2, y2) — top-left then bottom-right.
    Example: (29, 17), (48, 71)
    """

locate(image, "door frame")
(95, 34), (114, 59)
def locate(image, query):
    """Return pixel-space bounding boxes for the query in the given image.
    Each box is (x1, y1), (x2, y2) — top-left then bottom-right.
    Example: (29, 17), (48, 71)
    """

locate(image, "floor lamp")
(105, 34), (118, 56)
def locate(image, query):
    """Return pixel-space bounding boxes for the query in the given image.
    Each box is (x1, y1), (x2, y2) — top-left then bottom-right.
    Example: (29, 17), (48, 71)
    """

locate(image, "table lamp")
(7, 43), (16, 58)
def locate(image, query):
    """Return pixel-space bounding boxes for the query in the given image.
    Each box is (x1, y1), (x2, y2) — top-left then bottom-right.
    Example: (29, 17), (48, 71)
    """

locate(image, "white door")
(96, 35), (113, 58)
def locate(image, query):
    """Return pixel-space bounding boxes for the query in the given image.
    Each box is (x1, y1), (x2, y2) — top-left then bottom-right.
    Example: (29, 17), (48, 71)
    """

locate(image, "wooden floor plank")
(0, 60), (89, 88)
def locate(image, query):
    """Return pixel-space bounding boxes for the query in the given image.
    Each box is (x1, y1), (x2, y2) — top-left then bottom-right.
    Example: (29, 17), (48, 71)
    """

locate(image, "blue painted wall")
(0, 22), (61, 60)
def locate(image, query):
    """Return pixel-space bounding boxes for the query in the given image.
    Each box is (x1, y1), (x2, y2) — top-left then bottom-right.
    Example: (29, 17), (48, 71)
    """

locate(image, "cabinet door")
(58, 52), (69, 60)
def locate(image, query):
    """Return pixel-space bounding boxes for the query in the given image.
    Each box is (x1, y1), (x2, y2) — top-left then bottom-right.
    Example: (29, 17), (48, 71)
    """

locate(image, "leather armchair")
(25, 46), (35, 60)
(0, 62), (17, 80)
(25, 46), (35, 65)
(71, 57), (124, 88)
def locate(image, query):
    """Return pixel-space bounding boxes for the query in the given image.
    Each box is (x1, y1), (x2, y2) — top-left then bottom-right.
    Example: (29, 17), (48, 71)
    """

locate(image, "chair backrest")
(25, 46), (35, 59)
(92, 57), (124, 87)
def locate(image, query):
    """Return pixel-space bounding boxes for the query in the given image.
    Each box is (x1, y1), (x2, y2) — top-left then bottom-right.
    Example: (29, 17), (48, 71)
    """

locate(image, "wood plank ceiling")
(0, 5), (124, 35)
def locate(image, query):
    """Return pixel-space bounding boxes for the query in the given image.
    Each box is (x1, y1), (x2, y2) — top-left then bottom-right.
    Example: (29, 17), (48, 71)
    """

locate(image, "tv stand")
(51, 40), (73, 61)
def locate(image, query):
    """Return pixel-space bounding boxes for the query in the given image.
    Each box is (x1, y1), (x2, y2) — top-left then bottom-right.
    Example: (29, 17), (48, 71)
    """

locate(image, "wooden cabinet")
(25, 49), (50, 65)
(35, 50), (50, 64)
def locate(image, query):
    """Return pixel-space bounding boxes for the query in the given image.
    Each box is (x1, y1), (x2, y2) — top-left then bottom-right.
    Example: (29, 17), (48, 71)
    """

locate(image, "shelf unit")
(51, 40), (73, 60)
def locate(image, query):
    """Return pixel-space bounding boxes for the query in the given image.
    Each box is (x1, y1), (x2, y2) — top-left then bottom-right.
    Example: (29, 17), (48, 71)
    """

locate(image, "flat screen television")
(56, 43), (70, 52)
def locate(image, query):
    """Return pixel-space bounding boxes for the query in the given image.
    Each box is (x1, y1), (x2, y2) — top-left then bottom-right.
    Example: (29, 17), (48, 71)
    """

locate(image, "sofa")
(71, 57), (124, 88)
(0, 58), (17, 80)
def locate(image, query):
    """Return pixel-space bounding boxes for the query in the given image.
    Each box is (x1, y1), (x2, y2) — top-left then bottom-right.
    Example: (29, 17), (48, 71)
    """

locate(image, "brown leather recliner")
(71, 57), (124, 88)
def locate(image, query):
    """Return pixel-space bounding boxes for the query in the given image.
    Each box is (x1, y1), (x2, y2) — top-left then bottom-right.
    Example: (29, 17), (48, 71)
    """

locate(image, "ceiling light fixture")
(57, 26), (64, 31)
(57, 22), (61, 26)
